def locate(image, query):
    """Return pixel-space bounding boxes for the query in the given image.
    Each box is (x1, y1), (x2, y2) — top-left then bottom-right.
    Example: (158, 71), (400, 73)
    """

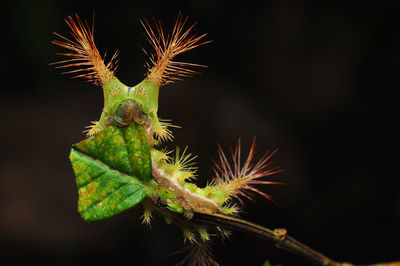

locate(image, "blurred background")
(1, 1), (400, 265)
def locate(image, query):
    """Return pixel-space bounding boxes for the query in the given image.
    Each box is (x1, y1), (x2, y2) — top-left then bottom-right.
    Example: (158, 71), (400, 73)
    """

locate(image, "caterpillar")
(53, 12), (282, 265)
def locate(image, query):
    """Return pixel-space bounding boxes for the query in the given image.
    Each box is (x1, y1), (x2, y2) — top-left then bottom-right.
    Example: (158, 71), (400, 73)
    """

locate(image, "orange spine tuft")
(177, 241), (219, 266)
(52, 14), (118, 85)
(141, 11), (210, 85)
(213, 138), (284, 205)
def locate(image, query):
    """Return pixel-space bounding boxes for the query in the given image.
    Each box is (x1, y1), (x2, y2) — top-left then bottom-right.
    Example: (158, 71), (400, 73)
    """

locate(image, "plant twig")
(192, 212), (341, 266)
(190, 212), (400, 266)
(152, 200), (399, 266)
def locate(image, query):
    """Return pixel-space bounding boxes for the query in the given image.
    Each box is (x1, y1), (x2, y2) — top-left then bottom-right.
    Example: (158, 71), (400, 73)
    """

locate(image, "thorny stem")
(152, 201), (399, 266)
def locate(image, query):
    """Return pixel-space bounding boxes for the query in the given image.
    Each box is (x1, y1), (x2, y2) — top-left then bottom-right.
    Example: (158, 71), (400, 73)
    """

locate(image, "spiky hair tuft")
(177, 241), (219, 266)
(212, 138), (284, 205)
(141, 11), (210, 86)
(52, 13), (119, 85)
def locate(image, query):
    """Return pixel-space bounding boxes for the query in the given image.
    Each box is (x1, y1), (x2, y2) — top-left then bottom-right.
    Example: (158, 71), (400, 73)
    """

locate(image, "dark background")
(1, 1), (400, 265)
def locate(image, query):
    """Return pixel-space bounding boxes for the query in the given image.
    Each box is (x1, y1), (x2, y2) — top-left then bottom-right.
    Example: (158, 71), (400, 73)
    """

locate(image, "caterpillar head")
(52, 12), (209, 141)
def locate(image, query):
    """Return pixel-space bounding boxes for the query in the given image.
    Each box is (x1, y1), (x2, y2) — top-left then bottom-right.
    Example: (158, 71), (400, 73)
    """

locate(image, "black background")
(1, 1), (400, 265)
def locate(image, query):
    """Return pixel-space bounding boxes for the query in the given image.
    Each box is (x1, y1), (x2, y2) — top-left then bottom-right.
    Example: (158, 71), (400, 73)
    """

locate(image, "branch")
(150, 198), (398, 266)
(192, 212), (340, 265)
(190, 212), (400, 266)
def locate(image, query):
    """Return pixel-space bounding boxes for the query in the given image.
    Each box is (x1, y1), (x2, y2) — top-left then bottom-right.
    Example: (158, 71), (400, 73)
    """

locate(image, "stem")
(192, 212), (340, 266)
(151, 201), (399, 266)
(190, 212), (400, 266)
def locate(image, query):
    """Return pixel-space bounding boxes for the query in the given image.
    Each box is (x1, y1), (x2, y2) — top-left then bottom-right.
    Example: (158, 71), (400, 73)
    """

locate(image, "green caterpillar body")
(54, 13), (281, 262)
(70, 113), (230, 222)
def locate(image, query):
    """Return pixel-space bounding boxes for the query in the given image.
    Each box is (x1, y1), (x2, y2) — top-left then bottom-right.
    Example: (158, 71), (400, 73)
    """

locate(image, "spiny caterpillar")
(52, 13), (282, 265)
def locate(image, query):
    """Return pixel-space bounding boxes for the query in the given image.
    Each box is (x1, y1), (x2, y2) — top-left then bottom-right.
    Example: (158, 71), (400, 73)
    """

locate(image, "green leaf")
(69, 122), (152, 222)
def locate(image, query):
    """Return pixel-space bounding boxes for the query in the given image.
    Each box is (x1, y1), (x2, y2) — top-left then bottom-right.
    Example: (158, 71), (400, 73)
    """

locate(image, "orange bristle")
(213, 138), (284, 205)
(51, 13), (118, 85)
(141, 11), (210, 85)
(177, 241), (219, 266)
